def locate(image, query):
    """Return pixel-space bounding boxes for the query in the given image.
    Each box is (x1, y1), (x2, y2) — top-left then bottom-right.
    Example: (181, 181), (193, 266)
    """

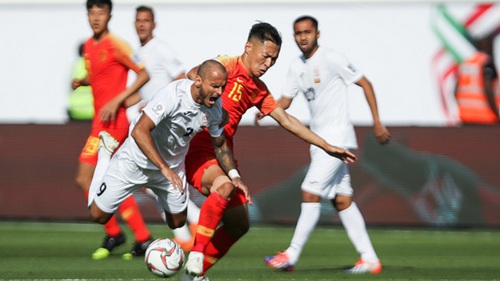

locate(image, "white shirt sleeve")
(142, 85), (176, 125)
(328, 51), (363, 85)
(282, 60), (302, 99)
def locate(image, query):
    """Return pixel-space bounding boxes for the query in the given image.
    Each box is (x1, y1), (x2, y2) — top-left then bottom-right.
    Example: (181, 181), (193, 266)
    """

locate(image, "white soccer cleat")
(98, 131), (120, 155)
(179, 272), (210, 281)
(185, 251), (204, 277)
(345, 259), (382, 274)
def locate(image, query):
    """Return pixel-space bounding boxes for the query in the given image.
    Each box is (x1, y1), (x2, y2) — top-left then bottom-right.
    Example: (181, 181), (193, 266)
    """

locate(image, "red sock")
(202, 225), (238, 275)
(103, 216), (122, 237)
(119, 196), (151, 242)
(192, 192), (229, 253)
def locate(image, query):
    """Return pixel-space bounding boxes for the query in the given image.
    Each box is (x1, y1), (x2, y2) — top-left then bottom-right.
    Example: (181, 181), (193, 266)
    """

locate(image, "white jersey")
(118, 79), (224, 171)
(282, 46), (362, 149)
(134, 37), (185, 101)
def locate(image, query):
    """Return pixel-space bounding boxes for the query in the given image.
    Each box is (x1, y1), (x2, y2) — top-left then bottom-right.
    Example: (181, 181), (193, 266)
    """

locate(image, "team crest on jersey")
(152, 103), (164, 115)
(200, 113), (209, 128)
(313, 66), (321, 83)
(305, 87), (316, 101)
(99, 49), (107, 61)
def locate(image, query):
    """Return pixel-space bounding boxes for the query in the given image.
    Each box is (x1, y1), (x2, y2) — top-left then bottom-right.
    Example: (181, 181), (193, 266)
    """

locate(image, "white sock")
(173, 224), (192, 241)
(285, 202), (321, 265)
(338, 202), (378, 262)
(187, 200), (200, 224)
(87, 146), (112, 206)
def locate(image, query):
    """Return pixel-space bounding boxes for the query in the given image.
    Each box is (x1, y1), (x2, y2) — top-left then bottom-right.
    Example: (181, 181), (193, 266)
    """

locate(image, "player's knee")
(165, 212), (187, 229)
(89, 205), (111, 224)
(212, 178), (235, 199)
(333, 195), (352, 211)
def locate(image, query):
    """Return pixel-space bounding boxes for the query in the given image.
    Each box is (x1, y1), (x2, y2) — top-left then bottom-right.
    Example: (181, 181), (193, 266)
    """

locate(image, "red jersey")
(190, 55), (278, 149)
(83, 33), (143, 129)
(186, 55), (278, 173)
(185, 56), (277, 204)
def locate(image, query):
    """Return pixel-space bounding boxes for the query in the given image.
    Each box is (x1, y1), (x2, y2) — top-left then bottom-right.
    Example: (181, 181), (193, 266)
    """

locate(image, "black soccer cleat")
(130, 237), (154, 257)
(92, 232), (126, 260)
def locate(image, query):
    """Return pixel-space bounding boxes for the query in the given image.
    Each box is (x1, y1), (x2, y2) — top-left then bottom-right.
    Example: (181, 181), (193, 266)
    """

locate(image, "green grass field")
(0, 221), (499, 280)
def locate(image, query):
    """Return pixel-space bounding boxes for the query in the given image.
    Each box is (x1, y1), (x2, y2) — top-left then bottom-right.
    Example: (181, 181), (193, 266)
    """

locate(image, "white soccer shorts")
(93, 155), (189, 215)
(301, 146), (353, 199)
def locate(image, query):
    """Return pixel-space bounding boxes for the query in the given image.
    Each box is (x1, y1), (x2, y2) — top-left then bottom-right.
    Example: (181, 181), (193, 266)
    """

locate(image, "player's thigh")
(148, 169), (189, 215)
(302, 148), (351, 199)
(75, 161), (96, 191)
(93, 157), (146, 214)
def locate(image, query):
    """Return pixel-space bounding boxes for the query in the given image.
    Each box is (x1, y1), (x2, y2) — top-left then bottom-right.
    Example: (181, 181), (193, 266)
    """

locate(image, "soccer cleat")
(345, 259), (382, 274)
(128, 237), (154, 257)
(92, 232), (126, 260)
(98, 131), (120, 155)
(179, 272), (210, 281)
(264, 251), (294, 272)
(185, 251), (205, 276)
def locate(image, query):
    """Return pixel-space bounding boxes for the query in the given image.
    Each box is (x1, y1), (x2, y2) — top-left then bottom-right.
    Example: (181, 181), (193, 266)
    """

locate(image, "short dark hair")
(86, 0), (112, 12)
(136, 5), (155, 22)
(294, 15), (318, 30)
(247, 22), (282, 47)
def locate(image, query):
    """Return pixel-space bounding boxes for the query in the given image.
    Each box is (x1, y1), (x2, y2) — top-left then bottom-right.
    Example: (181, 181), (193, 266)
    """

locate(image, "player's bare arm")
(269, 107), (357, 163)
(71, 75), (90, 90)
(356, 77), (391, 145)
(211, 133), (252, 203)
(100, 68), (150, 122)
(255, 96), (293, 126)
(131, 113), (184, 192)
(123, 92), (142, 108)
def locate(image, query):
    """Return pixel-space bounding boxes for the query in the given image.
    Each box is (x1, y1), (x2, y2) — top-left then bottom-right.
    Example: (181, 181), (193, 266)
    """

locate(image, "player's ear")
(244, 41), (252, 54)
(194, 75), (202, 87)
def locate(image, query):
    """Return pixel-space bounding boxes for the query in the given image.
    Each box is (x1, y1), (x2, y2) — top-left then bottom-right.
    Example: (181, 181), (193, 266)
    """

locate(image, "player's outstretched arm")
(269, 107), (357, 163)
(211, 133), (252, 204)
(131, 114), (183, 192)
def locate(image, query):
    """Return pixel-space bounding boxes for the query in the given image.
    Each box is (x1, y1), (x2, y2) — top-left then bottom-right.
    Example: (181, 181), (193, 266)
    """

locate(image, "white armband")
(228, 169), (241, 180)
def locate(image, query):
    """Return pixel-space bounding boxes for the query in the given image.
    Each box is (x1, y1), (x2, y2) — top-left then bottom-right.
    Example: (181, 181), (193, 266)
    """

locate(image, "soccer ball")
(145, 238), (185, 278)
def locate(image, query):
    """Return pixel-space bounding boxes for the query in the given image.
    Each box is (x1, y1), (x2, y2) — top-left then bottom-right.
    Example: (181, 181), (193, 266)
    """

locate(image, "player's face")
(293, 19), (320, 59)
(87, 5), (111, 39)
(135, 11), (155, 45)
(197, 72), (227, 108)
(245, 39), (280, 78)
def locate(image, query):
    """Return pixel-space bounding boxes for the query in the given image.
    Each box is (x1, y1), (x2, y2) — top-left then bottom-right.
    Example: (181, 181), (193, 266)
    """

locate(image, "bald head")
(192, 59), (227, 108)
(197, 59), (227, 81)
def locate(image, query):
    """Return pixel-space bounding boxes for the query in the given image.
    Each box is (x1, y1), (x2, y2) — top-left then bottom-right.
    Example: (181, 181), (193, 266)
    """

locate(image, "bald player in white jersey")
(127, 5), (202, 252)
(88, 60), (242, 235)
(260, 15), (391, 275)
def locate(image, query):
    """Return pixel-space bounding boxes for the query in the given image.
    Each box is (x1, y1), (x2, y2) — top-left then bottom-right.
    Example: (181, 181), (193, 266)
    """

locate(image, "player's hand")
(254, 111), (265, 126)
(325, 146), (357, 164)
(231, 177), (252, 205)
(374, 123), (390, 145)
(71, 78), (82, 90)
(99, 100), (120, 123)
(161, 167), (184, 193)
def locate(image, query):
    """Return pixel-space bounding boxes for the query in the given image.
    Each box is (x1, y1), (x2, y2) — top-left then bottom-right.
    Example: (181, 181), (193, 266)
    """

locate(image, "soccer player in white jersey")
(260, 15), (391, 274)
(88, 60), (245, 244)
(128, 5), (201, 252)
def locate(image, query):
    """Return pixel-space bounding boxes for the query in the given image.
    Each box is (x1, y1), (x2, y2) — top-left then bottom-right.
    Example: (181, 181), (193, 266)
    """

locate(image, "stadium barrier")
(0, 123), (499, 227)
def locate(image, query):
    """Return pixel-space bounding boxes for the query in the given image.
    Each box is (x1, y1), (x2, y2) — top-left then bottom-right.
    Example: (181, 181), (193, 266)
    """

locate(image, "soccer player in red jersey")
(71, 0), (153, 260)
(181, 22), (356, 281)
